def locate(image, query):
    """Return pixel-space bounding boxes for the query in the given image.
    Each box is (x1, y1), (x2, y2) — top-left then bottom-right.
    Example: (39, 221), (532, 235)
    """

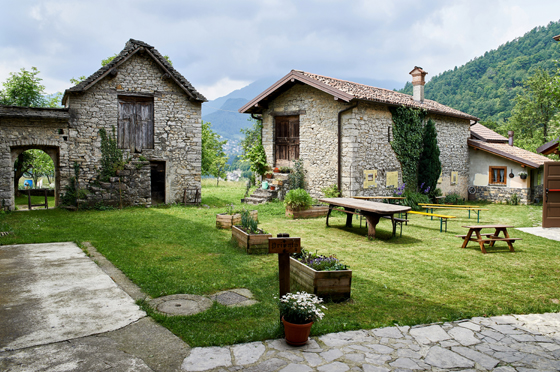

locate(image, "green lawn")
(1, 180), (559, 347)
(14, 194), (56, 209)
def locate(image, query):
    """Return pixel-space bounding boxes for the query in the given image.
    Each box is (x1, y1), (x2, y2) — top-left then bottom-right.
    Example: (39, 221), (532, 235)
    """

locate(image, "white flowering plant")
(279, 291), (326, 324)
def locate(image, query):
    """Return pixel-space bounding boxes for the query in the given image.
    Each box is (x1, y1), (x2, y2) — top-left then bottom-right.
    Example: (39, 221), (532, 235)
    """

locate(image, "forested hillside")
(399, 21), (560, 126)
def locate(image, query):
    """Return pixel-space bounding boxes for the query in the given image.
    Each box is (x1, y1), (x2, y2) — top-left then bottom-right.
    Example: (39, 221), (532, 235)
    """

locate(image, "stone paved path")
(182, 313), (560, 371)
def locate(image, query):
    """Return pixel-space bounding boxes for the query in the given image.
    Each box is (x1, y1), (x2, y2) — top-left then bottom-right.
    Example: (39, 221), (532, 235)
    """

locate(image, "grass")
(1, 179), (559, 347)
(14, 194), (56, 209)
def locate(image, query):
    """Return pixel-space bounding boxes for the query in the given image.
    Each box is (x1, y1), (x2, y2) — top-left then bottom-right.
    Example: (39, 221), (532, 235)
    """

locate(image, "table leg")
(497, 228), (515, 252)
(326, 205), (333, 227)
(462, 229), (474, 248)
(475, 229), (487, 254)
(344, 207), (354, 228)
(363, 213), (381, 239)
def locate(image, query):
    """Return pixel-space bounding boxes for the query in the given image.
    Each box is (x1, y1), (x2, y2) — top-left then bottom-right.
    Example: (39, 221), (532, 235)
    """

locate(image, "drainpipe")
(337, 103), (358, 195)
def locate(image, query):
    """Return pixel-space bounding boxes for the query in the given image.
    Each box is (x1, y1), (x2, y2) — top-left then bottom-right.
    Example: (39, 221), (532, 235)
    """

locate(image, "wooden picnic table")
(457, 225), (521, 254)
(353, 196), (405, 204)
(318, 197), (411, 239)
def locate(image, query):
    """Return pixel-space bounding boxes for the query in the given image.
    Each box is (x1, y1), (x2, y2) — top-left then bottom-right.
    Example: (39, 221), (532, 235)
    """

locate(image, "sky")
(1, 1), (560, 101)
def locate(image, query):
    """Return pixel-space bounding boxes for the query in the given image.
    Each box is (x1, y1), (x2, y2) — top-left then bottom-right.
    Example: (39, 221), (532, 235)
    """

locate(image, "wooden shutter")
(118, 96), (154, 152)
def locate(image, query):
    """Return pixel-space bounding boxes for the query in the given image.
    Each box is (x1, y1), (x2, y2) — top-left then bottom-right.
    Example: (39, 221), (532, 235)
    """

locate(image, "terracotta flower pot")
(282, 317), (313, 346)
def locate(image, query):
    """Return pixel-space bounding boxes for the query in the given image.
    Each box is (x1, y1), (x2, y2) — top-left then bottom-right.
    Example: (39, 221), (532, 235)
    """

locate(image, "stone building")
(0, 39), (205, 210)
(468, 124), (550, 204)
(239, 68), (478, 199)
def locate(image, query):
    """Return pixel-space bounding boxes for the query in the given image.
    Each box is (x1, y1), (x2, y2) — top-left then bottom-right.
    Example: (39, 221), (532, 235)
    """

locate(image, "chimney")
(508, 131), (514, 146)
(410, 66), (428, 102)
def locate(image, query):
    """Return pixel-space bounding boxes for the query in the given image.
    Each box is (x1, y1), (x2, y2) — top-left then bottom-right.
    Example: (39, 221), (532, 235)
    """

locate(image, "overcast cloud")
(1, 0), (559, 100)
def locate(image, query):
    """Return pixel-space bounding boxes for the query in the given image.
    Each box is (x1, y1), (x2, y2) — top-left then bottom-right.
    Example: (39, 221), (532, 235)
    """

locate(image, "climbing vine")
(418, 118), (441, 197)
(389, 106), (426, 192)
(99, 127), (124, 181)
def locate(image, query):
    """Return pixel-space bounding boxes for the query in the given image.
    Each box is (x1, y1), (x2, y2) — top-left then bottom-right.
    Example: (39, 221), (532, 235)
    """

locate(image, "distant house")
(0, 39), (205, 210)
(239, 68), (478, 199)
(468, 124), (550, 204)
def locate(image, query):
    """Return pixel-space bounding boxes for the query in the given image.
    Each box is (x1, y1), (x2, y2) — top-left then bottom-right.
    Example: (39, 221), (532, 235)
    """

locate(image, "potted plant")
(290, 249), (352, 302)
(216, 204), (258, 229)
(273, 167), (280, 173)
(232, 209), (272, 254)
(284, 189), (329, 219)
(265, 171), (273, 179)
(280, 166), (292, 174)
(518, 171), (528, 180)
(279, 291), (326, 346)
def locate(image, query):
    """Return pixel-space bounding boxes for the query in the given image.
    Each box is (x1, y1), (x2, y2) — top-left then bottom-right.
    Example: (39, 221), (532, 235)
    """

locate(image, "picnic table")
(318, 197), (411, 239)
(456, 225), (521, 254)
(353, 196), (405, 204)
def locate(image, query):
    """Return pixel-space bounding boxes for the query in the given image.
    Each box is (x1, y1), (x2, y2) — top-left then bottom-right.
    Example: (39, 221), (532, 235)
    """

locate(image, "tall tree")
(201, 121), (228, 185)
(0, 67), (59, 107)
(240, 118), (268, 178)
(417, 119), (441, 196)
(506, 68), (560, 152)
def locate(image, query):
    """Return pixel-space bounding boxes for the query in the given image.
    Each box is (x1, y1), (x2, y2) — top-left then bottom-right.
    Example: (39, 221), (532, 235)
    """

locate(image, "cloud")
(197, 77), (252, 100)
(1, 0), (559, 99)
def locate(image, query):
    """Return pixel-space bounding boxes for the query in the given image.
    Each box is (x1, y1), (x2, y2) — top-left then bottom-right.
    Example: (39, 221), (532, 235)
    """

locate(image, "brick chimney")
(410, 66), (428, 102)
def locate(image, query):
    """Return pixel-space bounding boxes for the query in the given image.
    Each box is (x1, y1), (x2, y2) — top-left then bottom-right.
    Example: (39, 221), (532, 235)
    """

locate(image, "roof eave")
(468, 139), (541, 168)
(537, 138), (559, 155)
(239, 70), (354, 114)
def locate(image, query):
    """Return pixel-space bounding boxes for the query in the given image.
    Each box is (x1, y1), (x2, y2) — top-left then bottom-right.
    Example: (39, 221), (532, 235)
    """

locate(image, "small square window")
(489, 166), (507, 185)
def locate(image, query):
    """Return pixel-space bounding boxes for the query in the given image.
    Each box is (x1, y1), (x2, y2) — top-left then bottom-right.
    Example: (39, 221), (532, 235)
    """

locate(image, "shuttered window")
(118, 96), (154, 152)
(489, 166), (507, 185)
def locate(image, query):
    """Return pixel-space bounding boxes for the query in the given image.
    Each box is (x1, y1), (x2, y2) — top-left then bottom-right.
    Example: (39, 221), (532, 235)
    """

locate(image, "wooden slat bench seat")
(420, 205), (488, 223)
(459, 225), (521, 253)
(407, 211), (456, 232)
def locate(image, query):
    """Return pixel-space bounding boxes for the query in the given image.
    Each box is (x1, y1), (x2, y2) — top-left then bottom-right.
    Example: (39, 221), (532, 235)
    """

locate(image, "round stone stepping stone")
(150, 294), (213, 316)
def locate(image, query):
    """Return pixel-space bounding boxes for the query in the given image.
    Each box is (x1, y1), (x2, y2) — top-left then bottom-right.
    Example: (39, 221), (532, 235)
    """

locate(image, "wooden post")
(269, 234), (302, 299)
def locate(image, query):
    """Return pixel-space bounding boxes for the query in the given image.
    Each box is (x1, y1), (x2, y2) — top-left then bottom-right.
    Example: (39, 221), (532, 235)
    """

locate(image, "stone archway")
(10, 145), (61, 209)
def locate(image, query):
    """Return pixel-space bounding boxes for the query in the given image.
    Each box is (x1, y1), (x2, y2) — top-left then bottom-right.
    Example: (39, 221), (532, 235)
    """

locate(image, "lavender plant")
(292, 249), (349, 271)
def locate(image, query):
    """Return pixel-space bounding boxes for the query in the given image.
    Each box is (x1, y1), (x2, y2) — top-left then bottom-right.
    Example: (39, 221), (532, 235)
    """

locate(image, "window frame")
(488, 166), (507, 185)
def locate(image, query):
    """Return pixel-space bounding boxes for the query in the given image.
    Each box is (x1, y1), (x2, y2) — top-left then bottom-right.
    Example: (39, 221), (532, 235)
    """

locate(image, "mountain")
(202, 74), (404, 151)
(398, 20), (560, 124)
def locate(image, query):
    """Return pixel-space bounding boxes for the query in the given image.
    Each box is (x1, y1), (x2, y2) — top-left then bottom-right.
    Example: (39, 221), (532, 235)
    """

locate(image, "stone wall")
(472, 185), (530, 205)
(82, 161), (151, 207)
(261, 85), (471, 199)
(64, 52), (201, 205)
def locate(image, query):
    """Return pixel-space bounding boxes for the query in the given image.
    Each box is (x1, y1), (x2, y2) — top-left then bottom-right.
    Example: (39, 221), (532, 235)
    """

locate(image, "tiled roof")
(468, 139), (551, 168)
(0, 104), (69, 120)
(470, 123), (508, 142)
(62, 39), (206, 104)
(537, 137), (559, 155)
(240, 70), (478, 121)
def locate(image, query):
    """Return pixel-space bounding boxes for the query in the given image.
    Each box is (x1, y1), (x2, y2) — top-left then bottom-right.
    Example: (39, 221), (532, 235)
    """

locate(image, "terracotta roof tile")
(470, 123), (508, 142)
(468, 139), (551, 168)
(298, 71), (478, 121)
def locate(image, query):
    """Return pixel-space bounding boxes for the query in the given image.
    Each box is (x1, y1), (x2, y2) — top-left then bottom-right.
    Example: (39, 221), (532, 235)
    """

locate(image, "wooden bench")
(458, 225), (521, 253)
(407, 211), (456, 232)
(420, 206), (488, 223)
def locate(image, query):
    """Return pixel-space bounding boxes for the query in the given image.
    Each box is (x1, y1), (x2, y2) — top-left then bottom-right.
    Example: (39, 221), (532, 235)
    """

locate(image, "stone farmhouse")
(239, 68), (478, 199)
(469, 123), (550, 204)
(0, 39), (205, 210)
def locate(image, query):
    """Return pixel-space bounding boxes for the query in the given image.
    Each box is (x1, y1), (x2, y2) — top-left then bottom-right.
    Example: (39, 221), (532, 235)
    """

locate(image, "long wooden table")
(318, 198), (411, 239)
(353, 196), (405, 204)
(457, 225), (521, 254)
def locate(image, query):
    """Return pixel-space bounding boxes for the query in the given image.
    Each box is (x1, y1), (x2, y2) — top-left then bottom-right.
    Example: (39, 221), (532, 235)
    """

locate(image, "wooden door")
(275, 116), (299, 167)
(543, 161), (560, 228)
(118, 97), (154, 152)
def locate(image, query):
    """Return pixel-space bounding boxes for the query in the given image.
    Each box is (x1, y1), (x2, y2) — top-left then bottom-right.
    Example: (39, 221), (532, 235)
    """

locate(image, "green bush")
(402, 190), (430, 211)
(284, 189), (313, 211)
(321, 184), (340, 198)
(287, 159), (305, 190)
(241, 209), (260, 234)
(443, 193), (465, 205)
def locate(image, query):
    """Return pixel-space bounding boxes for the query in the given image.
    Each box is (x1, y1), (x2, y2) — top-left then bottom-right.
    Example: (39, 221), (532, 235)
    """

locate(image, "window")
(117, 96), (154, 152)
(489, 166), (507, 185)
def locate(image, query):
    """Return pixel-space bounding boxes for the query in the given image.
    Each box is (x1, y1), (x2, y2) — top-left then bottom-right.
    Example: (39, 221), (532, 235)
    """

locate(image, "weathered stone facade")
(471, 185), (530, 205)
(0, 39), (205, 210)
(261, 84), (470, 199)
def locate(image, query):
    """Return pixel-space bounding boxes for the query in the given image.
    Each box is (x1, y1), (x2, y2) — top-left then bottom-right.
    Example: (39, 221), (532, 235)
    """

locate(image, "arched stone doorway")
(10, 145), (60, 209)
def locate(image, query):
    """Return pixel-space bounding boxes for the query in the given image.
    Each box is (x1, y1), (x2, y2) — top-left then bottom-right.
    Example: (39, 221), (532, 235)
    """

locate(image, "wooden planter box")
(231, 225), (272, 254)
(285, 205), (329, 219)
(289, 257), (352, 302)
(216, 210), (258, 229)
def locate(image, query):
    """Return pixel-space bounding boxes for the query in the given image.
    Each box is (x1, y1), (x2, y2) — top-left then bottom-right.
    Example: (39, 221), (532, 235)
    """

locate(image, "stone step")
(244, 197), (267, 205)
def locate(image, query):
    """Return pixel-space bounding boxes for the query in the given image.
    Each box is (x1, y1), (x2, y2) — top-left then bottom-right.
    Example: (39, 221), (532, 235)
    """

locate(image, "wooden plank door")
(118, 97), (154, 152)
(543, 161), (560, 227)
(275, 115), (299, 167)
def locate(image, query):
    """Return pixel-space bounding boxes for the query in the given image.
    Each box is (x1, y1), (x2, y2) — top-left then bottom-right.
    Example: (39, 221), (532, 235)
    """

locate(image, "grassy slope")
(1, 180), (559, 347)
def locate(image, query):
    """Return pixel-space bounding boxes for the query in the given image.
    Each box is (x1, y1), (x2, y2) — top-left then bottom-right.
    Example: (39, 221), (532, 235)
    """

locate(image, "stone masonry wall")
(262, 85), (471, 199)
(473, 186), (530, 205)
(0, 115), (69, 210)
(65, 52), (201, 204)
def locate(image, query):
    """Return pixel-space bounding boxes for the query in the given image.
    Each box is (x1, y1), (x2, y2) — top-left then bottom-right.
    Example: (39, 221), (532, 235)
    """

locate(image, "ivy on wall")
(389, 106), (426, 192)
(99, 127), (124, 181)
(418, 118), (441, 195)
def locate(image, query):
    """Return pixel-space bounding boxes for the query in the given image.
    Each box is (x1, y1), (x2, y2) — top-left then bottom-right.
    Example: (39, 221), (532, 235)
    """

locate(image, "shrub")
(284, 189), (313, 211)
(321, 184), (340, 198)
(240, 209), (260, 234)
(287, 159), (305, 190)
(401, 190), (430, 211)
(443, 193), (465, 205)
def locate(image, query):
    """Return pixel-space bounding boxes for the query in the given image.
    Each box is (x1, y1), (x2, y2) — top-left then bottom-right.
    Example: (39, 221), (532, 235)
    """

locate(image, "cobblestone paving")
(181, 313), (560, 371)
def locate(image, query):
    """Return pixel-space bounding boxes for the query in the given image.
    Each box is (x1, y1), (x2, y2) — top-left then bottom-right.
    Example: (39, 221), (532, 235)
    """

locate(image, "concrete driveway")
(0, 242), (188, 371)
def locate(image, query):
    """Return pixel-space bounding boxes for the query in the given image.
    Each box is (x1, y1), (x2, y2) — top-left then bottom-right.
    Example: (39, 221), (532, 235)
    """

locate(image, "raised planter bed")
(231, 225), (272, 254)
(285, 205), (329, 219)
(289, 257), (352, 302)
(216, 210), (258, 229)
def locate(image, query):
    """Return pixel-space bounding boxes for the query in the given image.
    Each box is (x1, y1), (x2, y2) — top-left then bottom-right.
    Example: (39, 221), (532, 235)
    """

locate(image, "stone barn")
(239, 68), (478, 199)
(0, 39), (205, 210)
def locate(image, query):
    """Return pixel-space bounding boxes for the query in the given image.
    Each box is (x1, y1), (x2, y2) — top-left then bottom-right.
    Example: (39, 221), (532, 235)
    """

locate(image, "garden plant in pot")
(518, 171), (528, 180)
(284, 189), (329, 219)
(279, 291), (326, 345)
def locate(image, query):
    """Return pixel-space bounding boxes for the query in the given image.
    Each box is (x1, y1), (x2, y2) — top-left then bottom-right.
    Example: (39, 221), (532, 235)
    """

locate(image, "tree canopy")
(0, 67), (59, 107)
(202, 121), (228, 185)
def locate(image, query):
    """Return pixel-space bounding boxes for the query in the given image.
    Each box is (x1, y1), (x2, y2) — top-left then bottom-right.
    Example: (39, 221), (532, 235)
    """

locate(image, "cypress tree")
(417, 119), (441, 196)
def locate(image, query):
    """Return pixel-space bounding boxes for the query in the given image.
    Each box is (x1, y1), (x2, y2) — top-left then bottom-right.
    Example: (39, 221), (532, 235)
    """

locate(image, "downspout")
(337, 103), (358, 195)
